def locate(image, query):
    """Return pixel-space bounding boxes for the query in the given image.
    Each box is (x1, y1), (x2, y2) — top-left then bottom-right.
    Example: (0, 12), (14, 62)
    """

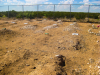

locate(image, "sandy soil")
(0, 19), (100, 75)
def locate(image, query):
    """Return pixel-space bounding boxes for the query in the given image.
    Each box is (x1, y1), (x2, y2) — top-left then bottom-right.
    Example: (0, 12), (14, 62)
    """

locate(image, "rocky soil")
(0, 19), (100, 75)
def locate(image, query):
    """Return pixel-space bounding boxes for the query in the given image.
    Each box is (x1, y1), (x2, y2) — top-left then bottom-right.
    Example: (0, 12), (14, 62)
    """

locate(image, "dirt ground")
(0, 19), (100, 75)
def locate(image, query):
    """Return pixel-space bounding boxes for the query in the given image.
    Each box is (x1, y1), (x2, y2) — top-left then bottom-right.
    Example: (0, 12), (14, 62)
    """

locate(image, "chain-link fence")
(0, 4), (100, 22)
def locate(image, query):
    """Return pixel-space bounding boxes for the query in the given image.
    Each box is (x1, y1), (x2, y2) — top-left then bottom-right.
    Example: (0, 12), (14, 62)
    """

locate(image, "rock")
(24, 23), (28, 24)
(89, 58), (95, 64)
(11, 22), (17, 24)
(72, 33), (78, 35)
(92, 24), (95, 28)
(7, 51), (9, 53)
(87, 63), (89, 64)
(26, 64), (30, 66)
(98, 66), (100, 69)
(55, 55), (60, 57)
(57, 20), (62, 23)
(96, 33), (100, 36)
(97, 40), (99, 43)
(60, 47), (66, 50)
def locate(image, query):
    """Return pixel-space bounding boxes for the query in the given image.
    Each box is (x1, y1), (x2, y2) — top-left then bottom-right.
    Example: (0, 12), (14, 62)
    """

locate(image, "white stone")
(91, 32), (94, 33)
(24, 23), (28, 24)
(87, 63), (89, 64)
(98, 66), (100, 69)
(72, 33), (78, 35)
(26, 64), (30, 66)
(11, 22), (16, 24)
(90, 32), (92, 33)
(53, 24), (57, 26)
(97, 40), (99, 42)
(57, 20), (61, 23)
(89, 65), (92, 68)
(55, 55), (60, 57)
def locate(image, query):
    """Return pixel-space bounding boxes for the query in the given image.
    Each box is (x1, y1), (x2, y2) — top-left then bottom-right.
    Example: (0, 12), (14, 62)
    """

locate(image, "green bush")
(2, 15), (6, 18)
(9, 10), (18, 17)
(0, 10), (100, 20)
(16, 13), (23, 18)
(0, 13), (3, 17)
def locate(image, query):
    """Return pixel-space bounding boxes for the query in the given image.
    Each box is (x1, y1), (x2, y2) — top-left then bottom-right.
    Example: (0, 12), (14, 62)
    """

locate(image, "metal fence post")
(22, 5), (24, 19)
(37, 5), (39, 20)
(70, 4), (71, 21)
(53, 4), (55, 19)
(8, 5), (9, 18)
(88, 5), (90, 22)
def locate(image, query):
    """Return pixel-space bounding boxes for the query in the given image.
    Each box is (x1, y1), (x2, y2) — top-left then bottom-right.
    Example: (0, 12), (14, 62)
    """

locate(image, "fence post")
(8, 5), (9, 18)
(37, 4), (39, 20)
(88, 5), (90, 22)
(53, 4), (55, 20)
(70, 4), (71, 21)
(22, 5), (24, 19)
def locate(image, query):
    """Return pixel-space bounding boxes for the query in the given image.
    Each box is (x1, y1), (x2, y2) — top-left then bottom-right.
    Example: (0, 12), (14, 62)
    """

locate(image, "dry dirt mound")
(64, 22), (81, 32)
(51, 34), (85, 51)
(34, 24), (58, 34)
(0, 28), (16, 35)
(20, 25), (38, 30)
(0, 28), (18, 42)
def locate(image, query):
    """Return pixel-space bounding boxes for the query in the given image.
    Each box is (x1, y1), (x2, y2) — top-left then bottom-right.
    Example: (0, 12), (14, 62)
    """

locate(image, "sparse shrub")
(16, 13), (23, 18)
(98, 15), (100, 19)
(43, 14), (46, 17)
(9, 10), (18, 17)
(2, 15), (6, 18)
(43, 16), (47, 19)
(64, 16), (67, 19)
(0, 13), (3, 17)
(85, 17), (88, 22)
(72, 17), (77, 21)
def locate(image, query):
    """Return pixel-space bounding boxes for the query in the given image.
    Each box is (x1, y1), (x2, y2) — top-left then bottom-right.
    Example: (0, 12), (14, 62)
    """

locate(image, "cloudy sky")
(0, 0), (100, 5)
(0, 0), (100, 12)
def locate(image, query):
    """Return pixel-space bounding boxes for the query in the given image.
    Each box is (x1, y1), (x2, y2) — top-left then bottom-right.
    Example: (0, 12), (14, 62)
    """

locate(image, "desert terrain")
(0, 18), (100, 75)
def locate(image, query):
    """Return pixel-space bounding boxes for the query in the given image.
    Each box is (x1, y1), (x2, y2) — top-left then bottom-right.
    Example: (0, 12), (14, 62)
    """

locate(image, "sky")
(0, 0), (100, 12)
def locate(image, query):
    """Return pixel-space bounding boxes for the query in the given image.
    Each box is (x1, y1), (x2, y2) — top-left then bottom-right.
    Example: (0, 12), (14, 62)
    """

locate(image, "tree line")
(0, 10), (100, 20)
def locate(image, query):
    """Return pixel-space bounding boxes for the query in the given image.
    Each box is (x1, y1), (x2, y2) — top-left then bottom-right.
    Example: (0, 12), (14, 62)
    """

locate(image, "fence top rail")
(0, 4), (100, 6)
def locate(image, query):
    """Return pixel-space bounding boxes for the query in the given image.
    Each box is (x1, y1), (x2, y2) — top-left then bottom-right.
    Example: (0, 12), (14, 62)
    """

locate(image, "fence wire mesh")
(0, 4), (100, 22)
